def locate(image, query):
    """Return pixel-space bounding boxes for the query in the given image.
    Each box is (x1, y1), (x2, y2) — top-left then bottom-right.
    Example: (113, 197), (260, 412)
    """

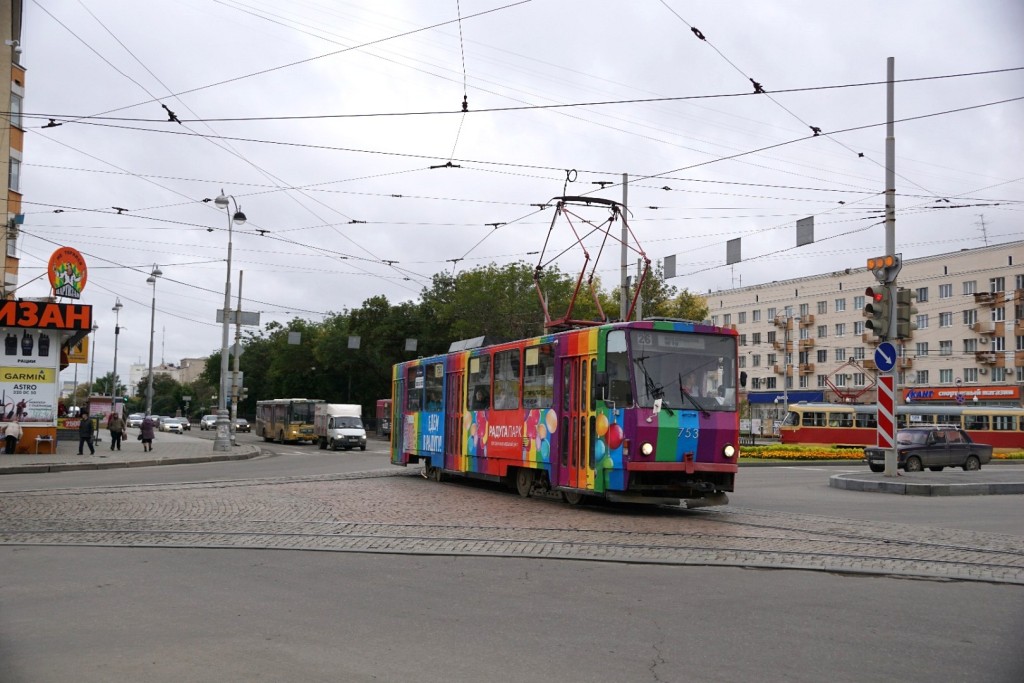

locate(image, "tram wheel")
(515, 468), (534, 497)
(562, 491), (587, 506)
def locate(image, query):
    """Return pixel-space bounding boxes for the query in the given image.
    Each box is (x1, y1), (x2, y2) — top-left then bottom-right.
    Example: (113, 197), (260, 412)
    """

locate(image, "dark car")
(864, 426), (993, 473)
(233, 418), (251, 433)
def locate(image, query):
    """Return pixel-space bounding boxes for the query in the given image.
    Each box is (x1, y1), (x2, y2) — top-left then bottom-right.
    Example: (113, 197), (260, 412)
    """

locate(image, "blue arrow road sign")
(875, 341), (897, 373)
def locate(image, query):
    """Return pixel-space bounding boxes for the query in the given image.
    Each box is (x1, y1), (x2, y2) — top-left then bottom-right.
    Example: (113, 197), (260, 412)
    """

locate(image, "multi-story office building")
(706, 240), (1024, 426)
(2, 0), (24, 298)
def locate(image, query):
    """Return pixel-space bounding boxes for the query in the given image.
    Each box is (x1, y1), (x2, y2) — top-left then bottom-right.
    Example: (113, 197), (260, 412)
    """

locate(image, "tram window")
(992, 415), (1016, 431)
(804, 411), (826, 427)
(468, 354), (491, 410)
(523, 345), (554, 409)
(828, 412), (853, 428)
(405, 366), (422, 411)
(493, 349), (521, 410)
(964, 414), (989, 430)
(856, 412), (877, 429)
(424, 362), (443, 411)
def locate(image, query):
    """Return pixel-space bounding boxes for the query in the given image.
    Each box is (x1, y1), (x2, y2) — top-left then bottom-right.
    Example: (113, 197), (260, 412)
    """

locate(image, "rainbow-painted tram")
(391, 319), (742, 506)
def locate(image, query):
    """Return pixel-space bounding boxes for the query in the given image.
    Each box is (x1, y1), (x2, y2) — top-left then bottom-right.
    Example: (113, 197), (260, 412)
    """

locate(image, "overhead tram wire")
(71, 0), (409, 285)
(41, 0), (534, 126)
(24, 67), (1023, 126)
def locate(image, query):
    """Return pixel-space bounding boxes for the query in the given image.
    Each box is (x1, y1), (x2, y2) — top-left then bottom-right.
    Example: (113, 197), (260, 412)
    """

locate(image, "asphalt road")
(1, 437), (1022, 682)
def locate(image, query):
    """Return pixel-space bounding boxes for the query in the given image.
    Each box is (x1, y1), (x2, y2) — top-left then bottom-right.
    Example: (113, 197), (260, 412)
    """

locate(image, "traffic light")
(866, 254), (902, 284)
(896, 287), (919, 339)
(863, 285), (893, 339)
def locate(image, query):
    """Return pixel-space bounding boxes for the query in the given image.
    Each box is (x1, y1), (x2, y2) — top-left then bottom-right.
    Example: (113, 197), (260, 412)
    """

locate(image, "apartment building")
(2, 0), (24, 299)
(706, 240), (1024, 424)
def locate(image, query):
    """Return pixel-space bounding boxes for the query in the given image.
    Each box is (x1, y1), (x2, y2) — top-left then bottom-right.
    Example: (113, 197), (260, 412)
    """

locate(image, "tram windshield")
(624, 329), (738, 412)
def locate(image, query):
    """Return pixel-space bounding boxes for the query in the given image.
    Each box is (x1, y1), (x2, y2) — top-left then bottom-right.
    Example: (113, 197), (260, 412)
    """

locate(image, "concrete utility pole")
(883, 57), (899, 477)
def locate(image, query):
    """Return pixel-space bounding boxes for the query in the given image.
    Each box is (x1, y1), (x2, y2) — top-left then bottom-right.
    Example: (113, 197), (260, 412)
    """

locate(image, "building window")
(939, 284), (952, 299)
(817, 375), (827, 388)
(799, 303), (809, 317)
(723, 313), (731, 325)
(817, 325), (827, 338)
(916, 287), (928, 303)
(767, 353), (777, 365)
(964, 338), (977, 353)
(767, 331), (776, 343)
(1017, 335), (1024, 352)
(767, 307), (777, 319)
(799, 327), (810, 340)
(854, 373), (865, 386)
(853, 295), (865, 309)
(799, 375), (808, 388)
(751, 332), (761, 345)
(939, 312), (953, 327)
(915, 370), (929, 384)
(915, 342), (929, 357)
(817, 301), (827, 314)
(992, 307), (1006, 322)
(992, 367), (1009, 382)
(834, 323), (846, 337)
(854, 321), (864, 335)
(964, 367), (978, 383)
(738, 311), (746, 324)
(835, 348), (846, 361)
(1017, 274), (1024, 290)
(10, 93), (22, 129)
(940, 368), (953, 384)
(752, 354), (761, 367)
(853, 347), (865, 360)
(834, 298), (846, 312)
(752, 309), (761, 322)
(8, 158), (20, 192)
(752, 377), (762, 390)
(739, 356), (746, 368)
(766, 377), (776, 390)
(994, 337), (1006, 352)
(739, 334), (747, 346)
(916, 314), (928, 330)
(940, 340), (952, 356)
(990, 277), (1005, 293)
(963, 309), (978, 326)
(963, 280), (976, 295)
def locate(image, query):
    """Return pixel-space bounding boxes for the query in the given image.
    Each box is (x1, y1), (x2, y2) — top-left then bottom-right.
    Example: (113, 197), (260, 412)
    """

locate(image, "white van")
(314, 404), (367, 451)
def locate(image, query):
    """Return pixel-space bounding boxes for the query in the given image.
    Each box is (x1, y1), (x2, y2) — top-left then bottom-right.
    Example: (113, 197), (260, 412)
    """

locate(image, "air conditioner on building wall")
(979, 367), (988, 375)
(980, 337), (989, 344)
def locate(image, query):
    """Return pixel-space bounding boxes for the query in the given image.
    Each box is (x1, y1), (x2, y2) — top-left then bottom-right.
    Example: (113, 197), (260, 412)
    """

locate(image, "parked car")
(864, 426), (993, 473)
(200, 415), (218, 430)
(234, 418), (251, 433)
(163, 418), (184, 434)
(126, 413), (145, 428)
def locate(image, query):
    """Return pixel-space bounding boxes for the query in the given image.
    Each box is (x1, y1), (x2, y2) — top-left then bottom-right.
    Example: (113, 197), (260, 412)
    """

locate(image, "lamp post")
(145, 265), (162, 415)
(86, 322), (98, 413)
(212, 189), (246, 451)
(111, 299), (123, 398)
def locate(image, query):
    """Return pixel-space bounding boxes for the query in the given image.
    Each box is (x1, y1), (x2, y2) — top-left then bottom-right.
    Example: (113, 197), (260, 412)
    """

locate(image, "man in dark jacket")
(78, 412), (95, 455)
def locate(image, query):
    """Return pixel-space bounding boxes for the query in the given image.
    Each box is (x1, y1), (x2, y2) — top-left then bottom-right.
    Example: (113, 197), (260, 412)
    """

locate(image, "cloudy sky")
(15, 0), (1024, 386)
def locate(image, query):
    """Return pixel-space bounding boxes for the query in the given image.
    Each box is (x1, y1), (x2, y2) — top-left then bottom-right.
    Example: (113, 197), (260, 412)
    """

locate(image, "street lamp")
(212, 189), (246, 451)
(145, 265), (163, 415)
(111, 299), (123, 398)
(86, 322), (98, 412)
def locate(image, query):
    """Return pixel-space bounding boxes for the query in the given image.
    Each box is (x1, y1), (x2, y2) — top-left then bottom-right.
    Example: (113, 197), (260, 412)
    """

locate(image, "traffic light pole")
(882, 56), (898, 477)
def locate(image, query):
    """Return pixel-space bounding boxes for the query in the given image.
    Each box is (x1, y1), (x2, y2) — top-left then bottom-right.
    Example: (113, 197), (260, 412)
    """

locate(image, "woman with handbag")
(140, 415), (156, 452)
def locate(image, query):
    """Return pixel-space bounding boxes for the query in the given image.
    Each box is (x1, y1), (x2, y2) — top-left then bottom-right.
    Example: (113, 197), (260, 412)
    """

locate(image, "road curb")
(829, 472), (1024, 496)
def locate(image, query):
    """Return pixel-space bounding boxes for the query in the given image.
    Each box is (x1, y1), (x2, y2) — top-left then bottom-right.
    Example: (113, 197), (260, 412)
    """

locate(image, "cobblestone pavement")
(2, 469), (1022, 585)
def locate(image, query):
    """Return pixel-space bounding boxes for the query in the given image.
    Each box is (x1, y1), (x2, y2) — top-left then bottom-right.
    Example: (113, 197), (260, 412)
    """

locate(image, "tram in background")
(778, 402), (1024, 451)
(255, 398), (323, 443)
(391, 319), (743, 506)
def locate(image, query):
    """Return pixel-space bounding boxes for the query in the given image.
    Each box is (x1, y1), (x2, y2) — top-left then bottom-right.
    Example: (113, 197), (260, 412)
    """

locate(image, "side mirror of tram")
(740, 371), (748, 388)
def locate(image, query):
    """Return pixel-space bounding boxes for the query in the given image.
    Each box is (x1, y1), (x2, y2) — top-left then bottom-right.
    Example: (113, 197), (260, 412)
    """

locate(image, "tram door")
(445, 368), (464, 470)
(392, 377), (405, 463)
(556, 354), (596, 490)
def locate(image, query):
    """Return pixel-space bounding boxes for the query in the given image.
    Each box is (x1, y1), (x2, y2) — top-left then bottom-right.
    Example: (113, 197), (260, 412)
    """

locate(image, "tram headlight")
(722, 444), (736, 458)
(641, 442), (654, 456)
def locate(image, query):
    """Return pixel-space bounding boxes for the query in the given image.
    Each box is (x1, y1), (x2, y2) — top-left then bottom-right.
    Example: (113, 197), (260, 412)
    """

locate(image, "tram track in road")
(2, 470), (1022, 585)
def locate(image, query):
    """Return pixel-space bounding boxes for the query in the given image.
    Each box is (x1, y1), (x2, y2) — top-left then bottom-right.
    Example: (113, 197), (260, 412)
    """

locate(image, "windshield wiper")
(678, 373), (710, 418)
(635, 354), (672, 415)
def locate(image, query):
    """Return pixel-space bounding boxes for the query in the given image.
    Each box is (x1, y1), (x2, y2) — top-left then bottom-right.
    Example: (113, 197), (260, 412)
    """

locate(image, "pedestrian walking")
(2, 419), (21, 454)
(140, 415), (156, 452)
(78, 412), (95, 455)
(108, 412), (125, 451)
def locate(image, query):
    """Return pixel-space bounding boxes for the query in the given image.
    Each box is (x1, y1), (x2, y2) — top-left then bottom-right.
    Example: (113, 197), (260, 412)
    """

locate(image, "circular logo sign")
(47, 247), (88, 299)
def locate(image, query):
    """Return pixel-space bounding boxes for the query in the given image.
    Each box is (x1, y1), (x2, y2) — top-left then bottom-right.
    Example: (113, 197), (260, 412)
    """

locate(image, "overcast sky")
(16, 0), (1024, 386)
